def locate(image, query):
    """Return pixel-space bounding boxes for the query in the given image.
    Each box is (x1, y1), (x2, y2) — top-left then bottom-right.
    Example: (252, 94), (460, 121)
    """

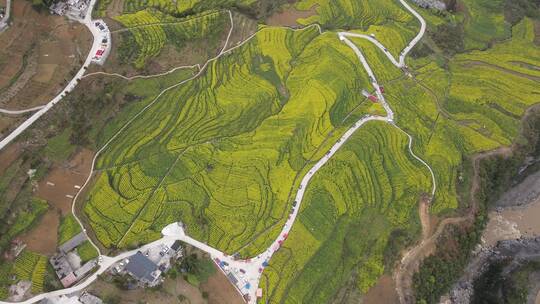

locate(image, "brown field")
(200, 266), (244, 304)
(87, 279), (181, 304)
(86, 270), (239, 304)
(35, 148), (93, 214)
(19, 148), (93, 255)
(0, 142), (21, 172)
(363, 275), (399, 304)
(265, 5), (317, 27)
(0, 0), (92, 133)
(18, 209), (59, 255)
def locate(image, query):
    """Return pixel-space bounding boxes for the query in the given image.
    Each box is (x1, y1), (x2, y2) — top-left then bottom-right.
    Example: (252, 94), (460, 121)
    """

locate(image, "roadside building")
(74, 260), (97, 278)
(50, 232), (97, 287)
(59, 232), (87, 254)
(79, 292), (103, 304)
(170, 240), (184, 258)
(50, 254), (77, 287)
(125, 251), (160, 285)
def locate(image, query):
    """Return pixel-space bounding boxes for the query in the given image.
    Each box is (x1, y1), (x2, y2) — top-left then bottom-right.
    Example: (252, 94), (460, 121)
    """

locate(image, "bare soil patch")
(18, 149), (94, 255)
(34, 64), (58, 83)
(266, 5), (317, 27)
(18, 209), (59, 255)
(200, 264), (244, 304)
(363, 275), (399, 304)
(87, 279), (180, 304)
(162, 277), (205, 304)
(36, 148), (94, 215)
(0, 142), (22, 172)
(107, 0), (125, 18)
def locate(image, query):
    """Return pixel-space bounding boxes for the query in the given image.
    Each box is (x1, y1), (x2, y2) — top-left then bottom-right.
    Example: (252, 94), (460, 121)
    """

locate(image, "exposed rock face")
(446, 170), (540, 304)
(447, 237), (540, 303)
(496, 171), (540, 208)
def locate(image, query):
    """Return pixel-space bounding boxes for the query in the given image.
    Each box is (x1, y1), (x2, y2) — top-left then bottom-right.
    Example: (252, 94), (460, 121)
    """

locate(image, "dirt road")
(394, 146), (512, 303)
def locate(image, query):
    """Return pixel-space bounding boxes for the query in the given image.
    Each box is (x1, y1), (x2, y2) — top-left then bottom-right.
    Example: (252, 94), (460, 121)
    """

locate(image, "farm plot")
(11, 250), (47, 294)
(259, 16), (540, 303)
(386, 18), (540, 214)
(83, 26), (376, 252)
(295, 0), (416, 30)
(122, 0), (256, 16)
(0, 198), (49, 251)
(58, 215), (82, 245)
(114, 9), (229, 69)
(261, 122), (430, 303)
(459, 0), (511, 50)
(77, 241), (99, 263)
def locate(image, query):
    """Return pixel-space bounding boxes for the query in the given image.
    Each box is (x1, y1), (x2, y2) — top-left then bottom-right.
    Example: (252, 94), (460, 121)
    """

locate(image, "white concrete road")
(0, 0), (435, 303)
(0, 0), (106, 151)
(338, 0), (427, 69)
(0, 0), (11, 32)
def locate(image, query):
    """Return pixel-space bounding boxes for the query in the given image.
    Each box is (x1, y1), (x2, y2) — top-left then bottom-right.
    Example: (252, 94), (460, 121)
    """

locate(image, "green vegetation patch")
(77, 241), (99, 263)
(44, 129), (76, 162)
(115, 9), (229, 69)
(83, 25), (374, 253)
(262, 122), (429, 303)
(58, 215), (82, 245)
(295, 0), (416, 30)
(0, 198), (48, 251)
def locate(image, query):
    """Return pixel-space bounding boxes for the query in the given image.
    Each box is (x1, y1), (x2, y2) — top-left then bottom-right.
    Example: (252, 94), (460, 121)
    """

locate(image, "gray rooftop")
(59, 232), (87, 253)
(125, 252), (158, 283)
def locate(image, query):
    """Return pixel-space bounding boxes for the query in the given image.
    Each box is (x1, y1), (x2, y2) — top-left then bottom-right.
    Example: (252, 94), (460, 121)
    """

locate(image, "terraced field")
(122, 0), (256, 16)
(261, 122), (430, 303)
(114, 9), (230, 68)
(83, 26), (374, 252)
(295, 0), (417, 30)
(76, 0), (540, 302)
(9, 250), (47, 294)
(256, 15), (540, 303)
(399, 18), (539, 214)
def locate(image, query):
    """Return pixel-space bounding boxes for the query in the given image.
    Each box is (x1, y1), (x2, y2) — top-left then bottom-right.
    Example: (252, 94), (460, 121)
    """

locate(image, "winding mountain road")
(0, 0), (435, 303)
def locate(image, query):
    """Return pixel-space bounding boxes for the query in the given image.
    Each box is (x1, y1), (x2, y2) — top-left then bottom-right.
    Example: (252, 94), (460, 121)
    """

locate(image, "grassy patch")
(58, 215), (82, 246)
(44, 129), (76, 162)
(77, 241), (99, 263)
